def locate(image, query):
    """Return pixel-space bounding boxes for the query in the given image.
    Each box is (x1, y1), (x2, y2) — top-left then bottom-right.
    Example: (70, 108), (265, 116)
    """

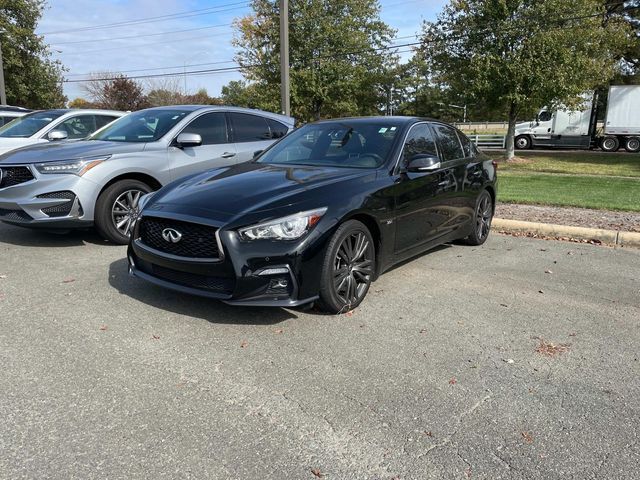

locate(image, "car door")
(228, 112), (275, 163)
(167, 111), (237, 181)
(392, 123), (453, 255)
(531, 110), (554, 143)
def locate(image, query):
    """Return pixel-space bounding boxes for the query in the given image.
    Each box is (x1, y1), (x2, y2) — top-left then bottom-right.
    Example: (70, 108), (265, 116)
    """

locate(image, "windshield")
(258, 122), (399, 168)
(91, 109), (191, 143)
(0, 111), (65, 138)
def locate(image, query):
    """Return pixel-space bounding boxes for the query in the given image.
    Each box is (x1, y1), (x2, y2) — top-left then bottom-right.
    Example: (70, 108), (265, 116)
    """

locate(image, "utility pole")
(0, 30), (6, 105)
(279, 0), (290, 117)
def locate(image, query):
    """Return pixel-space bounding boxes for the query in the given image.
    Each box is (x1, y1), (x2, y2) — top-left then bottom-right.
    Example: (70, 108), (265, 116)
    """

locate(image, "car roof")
(24, 109), (125, 116)
(0, 105), (32, 113)
(311, 116), (445, 126)
(138, 105), (295, 125)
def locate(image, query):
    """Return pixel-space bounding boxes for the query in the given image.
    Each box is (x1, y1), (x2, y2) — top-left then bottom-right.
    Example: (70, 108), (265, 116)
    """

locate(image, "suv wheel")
(317, 220), (375, 314)
(464, 190), (493, 246)
(95, 179), (152, 244)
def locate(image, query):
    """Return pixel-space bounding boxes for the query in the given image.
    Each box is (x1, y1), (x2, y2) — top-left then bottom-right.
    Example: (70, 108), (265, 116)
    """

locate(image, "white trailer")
(514, 85), (640, 152)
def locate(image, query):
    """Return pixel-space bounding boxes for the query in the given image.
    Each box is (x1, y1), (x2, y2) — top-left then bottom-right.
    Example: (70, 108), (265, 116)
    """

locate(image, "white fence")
(468, 134), (506, 149)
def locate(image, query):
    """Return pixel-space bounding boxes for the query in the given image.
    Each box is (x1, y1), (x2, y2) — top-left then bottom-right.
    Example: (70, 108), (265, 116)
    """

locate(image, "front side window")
(91, 109), (190, 143)
(402, 124), (438, 166)
(230, 113), (271, 142)
(258, 122), (399, 169)
(181, 112), (228, 145)
(56, 115), (97, 139)
(538, 111), (553, 122)
(433, 124), (464, 161)
(0, 110), (65, 138)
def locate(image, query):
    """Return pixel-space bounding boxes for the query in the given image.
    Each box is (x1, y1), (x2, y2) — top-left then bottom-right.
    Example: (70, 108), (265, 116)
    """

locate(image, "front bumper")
(127, 213), (328, 308)
(0, 165), (98, 228)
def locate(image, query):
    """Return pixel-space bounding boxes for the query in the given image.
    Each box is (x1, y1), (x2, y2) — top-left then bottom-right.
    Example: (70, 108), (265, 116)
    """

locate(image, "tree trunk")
(505, 101), (518, 160)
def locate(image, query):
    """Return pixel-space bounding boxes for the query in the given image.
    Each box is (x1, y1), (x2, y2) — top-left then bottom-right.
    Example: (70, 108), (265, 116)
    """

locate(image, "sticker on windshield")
(390, 127), (397, 131)
(378, 127), (388, 133)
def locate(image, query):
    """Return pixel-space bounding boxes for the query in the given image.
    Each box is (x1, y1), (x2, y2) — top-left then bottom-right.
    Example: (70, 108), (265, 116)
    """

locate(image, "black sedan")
(127, 117), (497, 313)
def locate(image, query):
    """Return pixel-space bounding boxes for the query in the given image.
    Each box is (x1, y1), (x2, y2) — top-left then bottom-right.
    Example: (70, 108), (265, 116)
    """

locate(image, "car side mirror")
(407, 154), (441, 173)
(176, 133), (202, 148)
(48, 130), (68, 141)
(253, 150), (264, 158)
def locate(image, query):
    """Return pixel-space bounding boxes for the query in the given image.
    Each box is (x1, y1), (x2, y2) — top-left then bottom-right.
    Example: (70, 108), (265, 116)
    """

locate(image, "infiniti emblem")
(162, 228), (183, 243)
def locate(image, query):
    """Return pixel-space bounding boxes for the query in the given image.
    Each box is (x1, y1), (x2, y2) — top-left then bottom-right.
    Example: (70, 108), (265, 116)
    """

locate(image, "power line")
(64, 60), (239, 77)
(40, 1), (249, 35)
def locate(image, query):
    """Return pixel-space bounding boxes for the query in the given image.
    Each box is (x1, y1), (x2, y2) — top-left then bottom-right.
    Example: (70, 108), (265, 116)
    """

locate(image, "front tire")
(624, 137), (640, 153)
(600, 136), (620, 152)
(317, 220), (376, 314)
(464, 190), (493, 246)
(95, 179), (152, 244)
(515, 135), (531, 150)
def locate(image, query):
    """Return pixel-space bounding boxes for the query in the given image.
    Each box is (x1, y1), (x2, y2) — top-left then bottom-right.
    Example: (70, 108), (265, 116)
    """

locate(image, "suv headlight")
(238, 208), (327, 241)
(34, 155), (111, 176)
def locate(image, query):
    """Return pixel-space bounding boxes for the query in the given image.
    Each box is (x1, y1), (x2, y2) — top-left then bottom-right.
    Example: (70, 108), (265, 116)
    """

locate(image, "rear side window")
(457, 131), (475, 157)
(267, 119), (289, 138)
(95, 115), (119, 129)
(402, 124), (438, 166)
(57, 115), (97, 139)
(181, 112), (228, 145)
(432, 124), (464, 161)
(229, 113), (271, 142)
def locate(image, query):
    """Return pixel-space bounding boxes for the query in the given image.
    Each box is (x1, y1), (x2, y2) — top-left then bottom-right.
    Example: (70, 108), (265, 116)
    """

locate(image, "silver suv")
(0, 106), (294, 243)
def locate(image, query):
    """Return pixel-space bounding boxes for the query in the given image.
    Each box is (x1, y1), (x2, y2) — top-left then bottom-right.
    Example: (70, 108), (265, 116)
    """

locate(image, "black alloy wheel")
(318, 220), (375, 314)
(464, 190), (493, 246)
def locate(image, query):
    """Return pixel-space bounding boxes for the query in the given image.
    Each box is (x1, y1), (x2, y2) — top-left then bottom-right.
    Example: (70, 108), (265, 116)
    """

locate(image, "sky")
(36, 0), (448, 102)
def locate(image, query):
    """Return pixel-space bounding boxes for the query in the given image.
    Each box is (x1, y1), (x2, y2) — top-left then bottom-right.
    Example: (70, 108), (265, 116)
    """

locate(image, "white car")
(0, 109), (124, 155)
(0, 106), (31, 127)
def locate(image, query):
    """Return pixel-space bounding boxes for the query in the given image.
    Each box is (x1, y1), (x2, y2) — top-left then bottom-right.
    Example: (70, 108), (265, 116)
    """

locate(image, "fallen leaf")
(274, 329), (284, 334)
(62, 278), (76, 284)
(503, 358), (515, 364)
(423, 431), (433, 437)
(538, 290), (544, 294)
(500, 303), (508, 308)
(568, 332), (577, 337)
(419, 329), (427, 334)
(544, 270), (553, 274)
(535, 338), (570, 357)
(0, 274), (7, 279)
(310, 468), (323, 478)
(345, 310), (354, 317)
(99, 325), (107, 331)
(240, 340), (249, 348)
(449, 377), (457, 385)
(521, 431), (534, 443)
(152, 334), (160, 340)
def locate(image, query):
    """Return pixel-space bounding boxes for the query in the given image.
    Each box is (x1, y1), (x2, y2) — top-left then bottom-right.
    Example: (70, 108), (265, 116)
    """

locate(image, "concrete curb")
(493, 218), (640, 248)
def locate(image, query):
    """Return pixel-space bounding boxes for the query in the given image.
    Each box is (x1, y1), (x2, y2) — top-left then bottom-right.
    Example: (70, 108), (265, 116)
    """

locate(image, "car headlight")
(238, 208), (327, 241)
(34, 155), (111, 176)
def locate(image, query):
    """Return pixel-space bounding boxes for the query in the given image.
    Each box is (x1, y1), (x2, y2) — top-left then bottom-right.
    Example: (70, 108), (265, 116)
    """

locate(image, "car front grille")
(38, 191), (76, 217)
(0, 207), (32, 221)
(137, 261), (234, 294)
(139, 217), (221, 259)
(0, 166), (35, 189)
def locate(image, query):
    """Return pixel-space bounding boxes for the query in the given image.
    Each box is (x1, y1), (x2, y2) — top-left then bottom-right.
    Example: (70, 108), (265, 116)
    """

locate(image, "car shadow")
(108, 258), (297, 325)
(382, 243), (454, 275)
(0, 223), (112, 248)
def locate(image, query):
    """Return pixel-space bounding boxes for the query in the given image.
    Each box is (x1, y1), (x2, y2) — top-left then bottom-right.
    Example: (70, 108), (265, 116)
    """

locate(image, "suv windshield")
(258, 122), (399, 168)
(91, 109), (191, 143)
(0, 111), (65, 138)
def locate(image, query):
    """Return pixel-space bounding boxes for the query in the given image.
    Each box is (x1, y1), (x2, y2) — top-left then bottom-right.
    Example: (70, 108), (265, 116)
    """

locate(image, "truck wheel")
(624, 137), (640, 153)
(600, 136), (620, 152)
(515, 135), (531, 150)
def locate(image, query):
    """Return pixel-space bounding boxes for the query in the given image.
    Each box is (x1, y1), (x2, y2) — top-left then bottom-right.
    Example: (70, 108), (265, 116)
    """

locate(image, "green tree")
(0, 0), (66, 108)
(420, 0), (630, 158)
(231, 0), (396, 122)
(220, 80), (262, 108)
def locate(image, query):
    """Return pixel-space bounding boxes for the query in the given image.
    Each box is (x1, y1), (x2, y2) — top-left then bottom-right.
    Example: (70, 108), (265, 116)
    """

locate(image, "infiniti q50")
(128, 117), (497, 313)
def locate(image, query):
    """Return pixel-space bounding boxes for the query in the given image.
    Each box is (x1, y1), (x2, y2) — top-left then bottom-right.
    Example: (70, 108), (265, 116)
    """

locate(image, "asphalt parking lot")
(0, 222), (639, 479)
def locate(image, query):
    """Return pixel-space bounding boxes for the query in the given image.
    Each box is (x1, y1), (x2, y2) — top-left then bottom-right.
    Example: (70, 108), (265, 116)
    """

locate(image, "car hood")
(0, 140), (147, 164)
(145, 162), (375, 223)
(0, 137), (42, 156)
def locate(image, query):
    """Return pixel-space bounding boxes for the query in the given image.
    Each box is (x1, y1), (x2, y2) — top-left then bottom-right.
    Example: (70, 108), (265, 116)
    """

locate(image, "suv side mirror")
(48, 130), (68, 141)
(176, 133), (202, 148)
(407, 154), (441, 172)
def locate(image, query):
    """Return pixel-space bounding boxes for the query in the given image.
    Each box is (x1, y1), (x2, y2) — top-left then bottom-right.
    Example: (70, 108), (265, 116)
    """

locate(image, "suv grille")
(0, 207), (32, 221)
(0, 166), (35, 189)
(139, 217), (221, 259)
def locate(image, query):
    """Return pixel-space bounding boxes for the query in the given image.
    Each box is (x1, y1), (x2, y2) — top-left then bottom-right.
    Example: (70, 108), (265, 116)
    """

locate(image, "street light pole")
(0, 30), (7, 105)
(279, 0), (290, 117)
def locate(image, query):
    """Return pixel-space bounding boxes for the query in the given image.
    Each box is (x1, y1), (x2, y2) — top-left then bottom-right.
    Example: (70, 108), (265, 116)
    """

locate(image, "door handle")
(221, 152), (236, 158)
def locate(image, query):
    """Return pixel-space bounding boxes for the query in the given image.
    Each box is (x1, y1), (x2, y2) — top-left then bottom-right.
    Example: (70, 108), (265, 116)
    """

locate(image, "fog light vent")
(267, 277), (290, 295)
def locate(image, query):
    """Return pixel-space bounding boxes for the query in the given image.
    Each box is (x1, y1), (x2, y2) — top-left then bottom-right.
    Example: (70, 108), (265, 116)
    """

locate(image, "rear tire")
(624, 137), (640, 153)
(317, 220), (376, 314)
(95, 179), (152, 244)
(600, 136), (620, 152)
(515, 135), (531, 150)
(463, 190), (493, 246)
